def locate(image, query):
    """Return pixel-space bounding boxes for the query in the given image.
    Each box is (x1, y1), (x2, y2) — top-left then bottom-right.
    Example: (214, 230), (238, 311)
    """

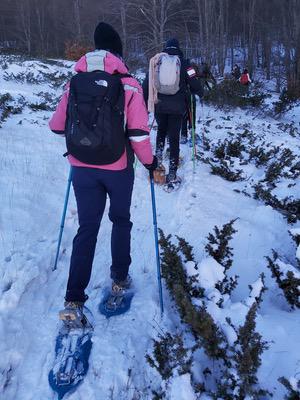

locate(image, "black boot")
(164, 162), (181, 192)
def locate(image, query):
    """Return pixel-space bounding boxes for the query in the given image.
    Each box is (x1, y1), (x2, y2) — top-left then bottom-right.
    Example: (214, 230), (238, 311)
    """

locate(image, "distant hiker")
(240, 68), (252, 85)
(232, 64), (241, 80)
(49, 22), (157, 326)
(181, 58), (198, 144)
(143, 38), (203, 191)
(199, 61), (216, 90)
(181, 92), (196, 144)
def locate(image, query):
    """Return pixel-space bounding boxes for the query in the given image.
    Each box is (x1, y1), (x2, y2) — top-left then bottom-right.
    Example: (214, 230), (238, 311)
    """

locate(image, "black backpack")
(65, 71), (129, 165)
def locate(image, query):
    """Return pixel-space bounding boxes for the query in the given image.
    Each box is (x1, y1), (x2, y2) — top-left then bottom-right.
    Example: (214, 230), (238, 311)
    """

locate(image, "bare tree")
(0, 0), (299, 95)
(18, 0), (32, 54)
(34, 0), (48, 55)
(128, 0), (184, 55)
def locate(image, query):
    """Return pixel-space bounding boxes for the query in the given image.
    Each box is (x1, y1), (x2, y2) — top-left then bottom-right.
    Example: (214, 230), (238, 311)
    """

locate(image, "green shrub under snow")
(279, 376), (300, 399)
(274, 87), (300, 115)
(203, 79), (268, 109)
(0, 93), (25, 127)
(201, 125), (300, 223)
(146, 222), (270, 399)
(266, 250), (300, 309)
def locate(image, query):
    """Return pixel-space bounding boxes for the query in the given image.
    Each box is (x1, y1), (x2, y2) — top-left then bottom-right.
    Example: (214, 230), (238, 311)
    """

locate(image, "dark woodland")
(1, 0), (300, 92)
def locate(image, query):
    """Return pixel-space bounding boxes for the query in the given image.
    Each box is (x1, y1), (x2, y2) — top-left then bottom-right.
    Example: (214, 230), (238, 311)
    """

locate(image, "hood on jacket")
(74, 50), (128, 75)
(163, 46), (184, 60)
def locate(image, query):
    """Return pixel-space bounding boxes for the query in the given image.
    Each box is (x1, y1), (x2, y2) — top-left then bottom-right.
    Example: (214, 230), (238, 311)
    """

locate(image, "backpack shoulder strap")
(115, 73), (132, 79)
(69, 74), (77, 90)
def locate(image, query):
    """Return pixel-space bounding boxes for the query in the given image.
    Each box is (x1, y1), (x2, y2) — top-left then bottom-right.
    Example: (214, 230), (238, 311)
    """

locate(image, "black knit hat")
(94, 22), (123, 57)
(166, 38), (180, 49)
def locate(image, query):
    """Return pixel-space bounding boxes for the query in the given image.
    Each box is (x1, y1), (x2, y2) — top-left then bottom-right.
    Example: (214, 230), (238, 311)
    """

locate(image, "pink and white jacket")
(49, 50), (153, 170)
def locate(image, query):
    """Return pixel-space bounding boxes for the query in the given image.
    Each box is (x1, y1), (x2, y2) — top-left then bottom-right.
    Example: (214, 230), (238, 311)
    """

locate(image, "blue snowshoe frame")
(99, 287), (134, 318)
(48, 307), (93, 399)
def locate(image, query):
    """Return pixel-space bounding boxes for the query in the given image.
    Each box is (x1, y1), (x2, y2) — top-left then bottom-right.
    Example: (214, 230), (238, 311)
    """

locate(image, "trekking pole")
(149, 170), (164, 316)
(53, 167), (73, 271)
(149, 115), (155, 132)
(191, 94), (196, 173)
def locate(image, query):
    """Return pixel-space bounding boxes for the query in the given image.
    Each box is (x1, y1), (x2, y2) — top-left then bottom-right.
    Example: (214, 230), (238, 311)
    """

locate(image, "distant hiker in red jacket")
(49, 22), (157, 326)
(240, 68), (252, 86)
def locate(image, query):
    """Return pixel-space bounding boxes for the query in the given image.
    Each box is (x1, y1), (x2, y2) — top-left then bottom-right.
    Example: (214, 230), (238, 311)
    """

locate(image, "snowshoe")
(163, 174), (182, 193)
(59, 301), (92, 330)
(180, 135), (188, 144)
(99, 276), (134, 318)
(49, 307), (94, 399)
(152, 164), (166, 185)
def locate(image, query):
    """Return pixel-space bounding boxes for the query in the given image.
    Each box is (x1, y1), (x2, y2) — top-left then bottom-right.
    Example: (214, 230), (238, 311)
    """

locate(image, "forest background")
(1, 0), (300, 95)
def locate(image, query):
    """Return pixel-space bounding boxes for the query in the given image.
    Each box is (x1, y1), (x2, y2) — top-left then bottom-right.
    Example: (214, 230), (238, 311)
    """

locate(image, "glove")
(144, 155), (158, 171)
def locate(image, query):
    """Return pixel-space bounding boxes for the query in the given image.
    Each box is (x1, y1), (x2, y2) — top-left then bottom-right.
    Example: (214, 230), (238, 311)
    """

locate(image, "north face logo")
(80, 137), (92, 146)
(95, 79), (108, 87)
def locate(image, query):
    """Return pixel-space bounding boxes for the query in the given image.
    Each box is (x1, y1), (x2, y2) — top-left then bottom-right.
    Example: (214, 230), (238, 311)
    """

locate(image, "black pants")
(155, 113), (182, 173)
(65, 166), (134, 302)
(181, 95), (196, 139)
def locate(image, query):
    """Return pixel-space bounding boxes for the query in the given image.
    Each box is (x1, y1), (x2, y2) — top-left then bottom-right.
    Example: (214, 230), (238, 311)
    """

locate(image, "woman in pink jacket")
(49, 22), (157, 325)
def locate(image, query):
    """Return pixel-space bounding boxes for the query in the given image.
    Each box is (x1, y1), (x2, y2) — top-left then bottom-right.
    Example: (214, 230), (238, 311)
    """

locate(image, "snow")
(245, 276), (265, 307)
(185, 261), (198, 278)
(169, 374), (196, 400)
(221, 322), (237, 345)
(277, 259), (300, 279)
(290, 376), (300, 391)
(290, 229), (300, 236)
(1, 55), (300, 399)
(197, 257), (225, 290)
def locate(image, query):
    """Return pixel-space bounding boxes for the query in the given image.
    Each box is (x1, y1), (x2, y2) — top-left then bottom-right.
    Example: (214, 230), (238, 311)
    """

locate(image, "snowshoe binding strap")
(163, 176), (182, 193)
(153, 164), (166, 185)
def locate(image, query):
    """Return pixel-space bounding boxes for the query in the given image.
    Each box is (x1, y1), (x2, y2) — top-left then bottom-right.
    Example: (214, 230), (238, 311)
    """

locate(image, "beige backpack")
(154, 54), (181, 95)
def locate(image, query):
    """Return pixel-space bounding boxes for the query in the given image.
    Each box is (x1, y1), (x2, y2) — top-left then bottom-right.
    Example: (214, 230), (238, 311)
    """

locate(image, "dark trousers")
(155, 113), (182, 172)
(181, 112), (189, 139)
(65, 166), (134, 302)
(181, 95), (196, 139)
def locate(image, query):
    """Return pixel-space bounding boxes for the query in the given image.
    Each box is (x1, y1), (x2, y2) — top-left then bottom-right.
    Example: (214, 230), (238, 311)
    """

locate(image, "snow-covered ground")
(0, 56), (299, 399)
